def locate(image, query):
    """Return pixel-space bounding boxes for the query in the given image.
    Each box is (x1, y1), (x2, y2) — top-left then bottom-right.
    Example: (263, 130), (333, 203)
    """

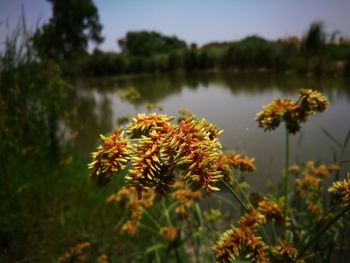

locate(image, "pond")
(67, 72), (350, 191)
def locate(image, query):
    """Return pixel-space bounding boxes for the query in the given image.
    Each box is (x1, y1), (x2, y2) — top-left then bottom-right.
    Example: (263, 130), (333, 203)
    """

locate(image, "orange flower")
(126, 113), (174, 138)
(271, 240), (300, 262)
(215, 227), (269, 263)
(171, 177), (201, 219)
(56, 242), (91, 263)
(258, 200), (284, 224)
(108, 187), (155, 236)
(167, 117), (223, 191)
(160, 226), (178, 242)
(256, 89), (328, 134)
(89, 129), (131, 186)
(329, 177), (350, 207)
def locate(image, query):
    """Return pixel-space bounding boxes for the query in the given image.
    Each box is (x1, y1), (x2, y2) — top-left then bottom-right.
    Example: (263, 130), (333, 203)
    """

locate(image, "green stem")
(271, 220), (278, 244)
(162, 199), (172, 225)
(138, 223), (160, 235)
(222, 179), (270, 245)
(284, 128), (290, 233)
(221, 180), (248, 212)
(297, 205), (350, 260)
(142, 208), (161, 228)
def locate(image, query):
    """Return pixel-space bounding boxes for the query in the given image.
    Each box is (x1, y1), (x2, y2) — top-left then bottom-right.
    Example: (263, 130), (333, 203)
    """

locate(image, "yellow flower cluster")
(271, 240), (301, 262)
(293, 161), (338, 219)
(329, 177), (350, 207)
(216, 153), (255, 182)
(107, 187), (155, 236)
(89, 114), (225, 197)
(167, 117), (223, 192)
(215, 226), (268, 263)
(256, 89), (328, 133)
(88, 129), (131, 186)
(215, 198), (284, 262)
(56, 242), (91, 263)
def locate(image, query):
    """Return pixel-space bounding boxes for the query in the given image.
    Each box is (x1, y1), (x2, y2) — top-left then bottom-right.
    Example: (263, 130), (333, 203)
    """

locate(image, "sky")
(1, 0), (350, 52)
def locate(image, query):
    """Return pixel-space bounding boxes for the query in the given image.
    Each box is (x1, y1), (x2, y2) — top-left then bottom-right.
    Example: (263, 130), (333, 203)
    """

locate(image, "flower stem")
(283, 127), (290, 232)
(221, 180), (248, 212)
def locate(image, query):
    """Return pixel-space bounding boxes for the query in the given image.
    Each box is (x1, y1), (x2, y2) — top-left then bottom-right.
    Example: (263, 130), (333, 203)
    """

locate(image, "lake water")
(67, 73), (350, 191)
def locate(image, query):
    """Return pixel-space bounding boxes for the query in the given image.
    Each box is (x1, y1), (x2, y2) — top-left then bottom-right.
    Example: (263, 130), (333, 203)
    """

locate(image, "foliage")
(302, 21), (326, 54)
(77, 28), (350, 77)
(118, 31), (187, 57)
(32, 0), (103, 60)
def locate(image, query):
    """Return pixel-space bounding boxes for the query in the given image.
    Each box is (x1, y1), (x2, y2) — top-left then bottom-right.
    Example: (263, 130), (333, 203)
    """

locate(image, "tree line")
(31, 0), (350, 76)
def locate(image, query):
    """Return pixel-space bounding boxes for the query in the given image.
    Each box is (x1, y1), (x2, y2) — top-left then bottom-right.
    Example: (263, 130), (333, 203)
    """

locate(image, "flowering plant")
(82, 89), (350, 262)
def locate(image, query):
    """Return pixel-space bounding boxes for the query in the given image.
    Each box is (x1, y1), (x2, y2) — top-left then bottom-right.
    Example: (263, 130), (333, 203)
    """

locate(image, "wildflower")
(298, 88), (329, 114)
(107, 187), (155, 236)
(258, 200), (284, 224)
(167, 117), (223, 191)
(256, 89), (328, 134)
(126, 113), (174, 138)
(295, 174), (321, 197)
(171, 177), (201, 219)
(56, 242), (91, 263)
(271, 240), (300, 262)
(239, 208), (266, 228)
(306, 199), (323, 220)
(215, 227), (269, 263)
(329, 178), (350, 207)
(126, 131), (175, 197)
(256, 98), (288, 131)
(88, 129), (131, 186)
(160, 226), (178, 242)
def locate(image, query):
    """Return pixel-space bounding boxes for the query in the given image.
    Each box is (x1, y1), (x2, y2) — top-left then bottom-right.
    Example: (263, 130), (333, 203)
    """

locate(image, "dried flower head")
(56, 242), (91, 263)
(160, 226), (178, 242)
(126, 131), (175, 197)
(215, 227), (269, 263)
(329, 177), (350, 207)
(295, 161), (335, 198)
(126, 113), (174, 138)
(256, 89), (328, 134)
(256, 98), (288, 131)
(271, 240), (299, 262)
(88, 129), (131, 186)
(239, 208), (266, 228)
(258, 200), (284, 224)
(298, 89), (329, 114)
(91, 113), (225, 197)
(167, 117), (223, 191)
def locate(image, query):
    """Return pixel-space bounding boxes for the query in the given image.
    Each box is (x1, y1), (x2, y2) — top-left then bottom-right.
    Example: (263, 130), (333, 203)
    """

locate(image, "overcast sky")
(1, 0), (350, 52)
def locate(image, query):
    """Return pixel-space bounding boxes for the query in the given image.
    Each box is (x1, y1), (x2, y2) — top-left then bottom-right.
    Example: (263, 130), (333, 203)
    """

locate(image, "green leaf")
(145, 243), (165, 254)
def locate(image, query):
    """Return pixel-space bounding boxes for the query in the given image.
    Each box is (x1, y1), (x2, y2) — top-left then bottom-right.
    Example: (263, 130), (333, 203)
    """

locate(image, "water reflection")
(66, 73), (350, 191)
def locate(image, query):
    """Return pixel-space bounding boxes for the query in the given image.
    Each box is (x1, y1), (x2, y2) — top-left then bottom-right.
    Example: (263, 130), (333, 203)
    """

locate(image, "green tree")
(32, 0), (103, 60)
(302, 21), (326, 54)
(118, 31), (187, 57)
